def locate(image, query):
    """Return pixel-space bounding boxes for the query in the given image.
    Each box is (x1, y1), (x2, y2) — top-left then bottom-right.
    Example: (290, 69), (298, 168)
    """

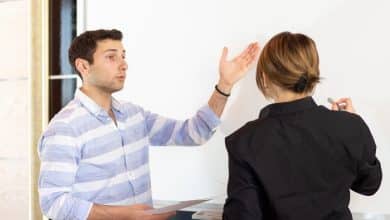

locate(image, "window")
(48, 0), (77, 119)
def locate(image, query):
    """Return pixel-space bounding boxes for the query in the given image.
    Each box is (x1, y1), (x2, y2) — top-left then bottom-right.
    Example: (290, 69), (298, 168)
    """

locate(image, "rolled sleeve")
(59, 197), (93, 220)
(145, 104), (221, 146)
(198, 104), (221, 131)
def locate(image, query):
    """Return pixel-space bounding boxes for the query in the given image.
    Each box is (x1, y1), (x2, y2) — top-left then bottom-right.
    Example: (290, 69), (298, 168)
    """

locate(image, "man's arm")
(39, 123), (175, 220)
(208, 43), (260, 117)
(143, 105), (220, 146)
(38, 123), (92, 219)
(87, 204), (175, 220)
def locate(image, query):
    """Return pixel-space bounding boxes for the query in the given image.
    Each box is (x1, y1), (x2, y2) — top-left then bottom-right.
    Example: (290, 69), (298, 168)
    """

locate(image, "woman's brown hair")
(256, 32), (320, 96)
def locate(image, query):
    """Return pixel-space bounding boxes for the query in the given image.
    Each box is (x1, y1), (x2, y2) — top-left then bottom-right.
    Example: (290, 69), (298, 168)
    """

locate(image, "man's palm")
(219, 42), (260, 86)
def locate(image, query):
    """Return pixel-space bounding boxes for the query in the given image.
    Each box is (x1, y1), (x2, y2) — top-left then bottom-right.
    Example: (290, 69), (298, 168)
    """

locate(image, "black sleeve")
(223, 136), (266, 220)
(351, 117), (382, 195)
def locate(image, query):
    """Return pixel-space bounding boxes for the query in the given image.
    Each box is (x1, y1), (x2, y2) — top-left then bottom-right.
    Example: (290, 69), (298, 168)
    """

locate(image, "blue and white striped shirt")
(38, 89), (220, 220)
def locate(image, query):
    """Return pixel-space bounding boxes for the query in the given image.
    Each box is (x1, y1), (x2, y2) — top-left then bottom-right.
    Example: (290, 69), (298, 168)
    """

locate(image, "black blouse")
(223, 97), (382, 220)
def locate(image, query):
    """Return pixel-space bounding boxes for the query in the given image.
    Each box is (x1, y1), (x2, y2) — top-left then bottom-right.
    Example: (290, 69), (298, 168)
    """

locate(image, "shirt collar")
(111, 97), (123, 113)
(75, 89), (125, 117)
(259, 96), (317, 119)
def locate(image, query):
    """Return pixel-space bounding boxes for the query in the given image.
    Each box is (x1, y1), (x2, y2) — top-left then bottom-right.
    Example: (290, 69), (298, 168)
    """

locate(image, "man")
(37, 29), (259, 220)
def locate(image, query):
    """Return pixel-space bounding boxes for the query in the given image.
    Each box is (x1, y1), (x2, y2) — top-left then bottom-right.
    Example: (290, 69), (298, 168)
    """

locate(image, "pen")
(327, 97), (344, 111)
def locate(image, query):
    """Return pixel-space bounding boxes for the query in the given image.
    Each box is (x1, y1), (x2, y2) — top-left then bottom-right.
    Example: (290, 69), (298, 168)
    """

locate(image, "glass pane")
(49, 78), (77, 119)
(50, 0), (77, 76)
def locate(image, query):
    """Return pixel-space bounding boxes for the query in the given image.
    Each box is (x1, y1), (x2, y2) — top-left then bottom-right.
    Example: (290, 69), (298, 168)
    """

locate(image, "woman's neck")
(271, 86), (308, 103)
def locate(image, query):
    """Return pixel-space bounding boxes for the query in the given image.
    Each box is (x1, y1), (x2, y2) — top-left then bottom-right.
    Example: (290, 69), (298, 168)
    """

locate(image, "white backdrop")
(80, 0), (390, 213)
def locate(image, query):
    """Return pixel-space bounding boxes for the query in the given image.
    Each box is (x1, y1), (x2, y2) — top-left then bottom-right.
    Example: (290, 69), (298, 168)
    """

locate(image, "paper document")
(192, 210), (222, 220)
(146, 199), (210, 215)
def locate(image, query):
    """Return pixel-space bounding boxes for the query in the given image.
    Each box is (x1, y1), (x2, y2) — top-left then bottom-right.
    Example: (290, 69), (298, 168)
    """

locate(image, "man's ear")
(75, 58), (90, 79)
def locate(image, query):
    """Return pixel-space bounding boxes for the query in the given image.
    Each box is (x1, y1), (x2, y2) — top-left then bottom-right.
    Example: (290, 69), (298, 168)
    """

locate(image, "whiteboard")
(81, 0), (390, 213)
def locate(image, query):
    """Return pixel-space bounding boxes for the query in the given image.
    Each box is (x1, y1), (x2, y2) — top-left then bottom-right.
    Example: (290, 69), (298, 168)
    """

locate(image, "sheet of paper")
(192, 210), (222, 220)
(145, 199), (210, 215)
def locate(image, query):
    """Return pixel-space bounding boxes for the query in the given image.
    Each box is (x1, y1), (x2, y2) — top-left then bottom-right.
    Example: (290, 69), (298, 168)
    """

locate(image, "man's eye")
(107, 55), (116, 60)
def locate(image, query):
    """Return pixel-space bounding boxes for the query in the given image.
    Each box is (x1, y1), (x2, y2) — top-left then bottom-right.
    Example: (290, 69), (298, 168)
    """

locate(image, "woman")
(223, 32), (382, 220)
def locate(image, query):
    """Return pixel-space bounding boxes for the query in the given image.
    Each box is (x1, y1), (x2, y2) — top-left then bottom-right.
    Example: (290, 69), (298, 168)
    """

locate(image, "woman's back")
(223, 32), (382, 220)
(223, 97), (382, 220)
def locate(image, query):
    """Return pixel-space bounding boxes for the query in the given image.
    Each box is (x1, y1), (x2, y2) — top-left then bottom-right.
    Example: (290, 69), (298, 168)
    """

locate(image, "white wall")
(0, 1), (29, 219)
(82, 0), (390, 213)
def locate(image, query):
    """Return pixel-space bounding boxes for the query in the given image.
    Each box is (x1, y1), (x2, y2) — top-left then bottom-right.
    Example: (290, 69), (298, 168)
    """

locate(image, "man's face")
(85, 39), (127, 93)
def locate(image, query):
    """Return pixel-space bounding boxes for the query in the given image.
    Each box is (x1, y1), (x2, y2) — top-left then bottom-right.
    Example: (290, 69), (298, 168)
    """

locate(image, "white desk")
(155, 200), (390, 220)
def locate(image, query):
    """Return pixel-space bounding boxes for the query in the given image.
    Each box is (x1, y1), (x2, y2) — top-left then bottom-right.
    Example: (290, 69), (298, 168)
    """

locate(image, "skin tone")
(74, 39), (260, 220)
(331, 98), (356, 113)
(209, 43), (260, 116)
(87, 204), (174, 220)
(262, 73), (356, 113)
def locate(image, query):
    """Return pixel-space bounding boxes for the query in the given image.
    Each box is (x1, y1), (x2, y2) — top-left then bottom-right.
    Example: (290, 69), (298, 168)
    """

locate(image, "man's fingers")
(229, 42), (259, 64)
(238, 42), (258, 61)
(245, 43), (260, 63)
(220, 47), (228, 62)
(150, 211), (176, 220)
(241, 43), (257, 62)
(250, 42), (260, 53)
(128, 204), (152, 211)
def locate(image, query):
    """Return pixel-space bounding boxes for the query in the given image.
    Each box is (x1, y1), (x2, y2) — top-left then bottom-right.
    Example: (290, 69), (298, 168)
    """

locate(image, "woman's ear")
(262, 72), (268, 89)
(75, 58), (90, 79)
(262, 72), (275, 100)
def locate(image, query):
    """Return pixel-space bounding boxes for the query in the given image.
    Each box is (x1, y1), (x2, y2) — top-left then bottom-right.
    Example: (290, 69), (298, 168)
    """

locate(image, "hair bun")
(294, 74), (308, 93)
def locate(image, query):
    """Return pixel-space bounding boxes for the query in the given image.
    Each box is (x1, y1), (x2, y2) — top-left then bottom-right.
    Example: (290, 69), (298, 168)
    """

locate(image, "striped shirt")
(37, 89), (220, 220)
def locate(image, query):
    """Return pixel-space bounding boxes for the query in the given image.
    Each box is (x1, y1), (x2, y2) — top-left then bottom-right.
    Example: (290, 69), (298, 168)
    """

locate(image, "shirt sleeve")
(142, 104), (221, 146)
(223, 136), (266, 220)
(38, 122), (92, 220)
(351, 117), (382, 195)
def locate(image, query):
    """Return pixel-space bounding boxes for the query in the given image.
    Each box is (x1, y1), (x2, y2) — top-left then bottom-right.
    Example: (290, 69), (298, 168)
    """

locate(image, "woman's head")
(256, 32), (320, 98)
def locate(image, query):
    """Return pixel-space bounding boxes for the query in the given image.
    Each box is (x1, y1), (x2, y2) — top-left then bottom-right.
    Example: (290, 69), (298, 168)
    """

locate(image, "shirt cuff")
(73, 199), (93, 220)
(199, 104), (221, 131)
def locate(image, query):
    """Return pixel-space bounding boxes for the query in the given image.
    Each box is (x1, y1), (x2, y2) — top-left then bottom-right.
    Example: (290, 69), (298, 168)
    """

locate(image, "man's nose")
(120, 60), (128, 71)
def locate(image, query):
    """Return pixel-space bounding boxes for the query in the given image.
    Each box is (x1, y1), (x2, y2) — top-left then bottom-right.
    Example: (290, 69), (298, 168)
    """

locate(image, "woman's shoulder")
(317, 105), (367, 127)
(226, 117), (278, 148)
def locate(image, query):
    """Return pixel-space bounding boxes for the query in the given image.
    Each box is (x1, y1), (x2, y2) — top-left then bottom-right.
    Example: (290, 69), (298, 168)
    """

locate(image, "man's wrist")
(216, 81), (232, 95)
(215, 85), (230, 97)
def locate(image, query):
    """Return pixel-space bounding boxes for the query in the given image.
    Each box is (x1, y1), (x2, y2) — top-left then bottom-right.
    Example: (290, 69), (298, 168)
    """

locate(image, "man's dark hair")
(68, 29), (123, 78)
